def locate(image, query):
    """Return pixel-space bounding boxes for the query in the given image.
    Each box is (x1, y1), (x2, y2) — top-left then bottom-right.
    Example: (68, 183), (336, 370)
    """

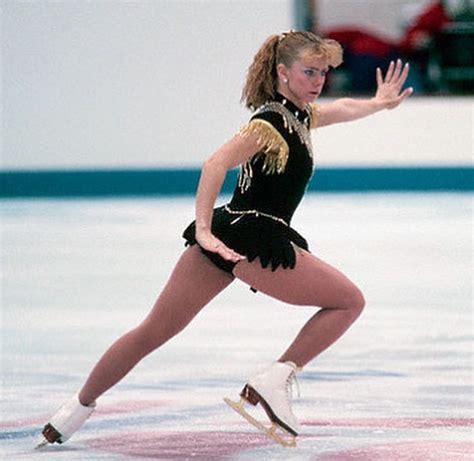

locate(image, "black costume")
(183, 92), (320, 274)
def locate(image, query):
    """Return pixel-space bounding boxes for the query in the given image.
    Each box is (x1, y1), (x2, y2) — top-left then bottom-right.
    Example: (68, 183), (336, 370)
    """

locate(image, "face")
(277, 50), (329, 108)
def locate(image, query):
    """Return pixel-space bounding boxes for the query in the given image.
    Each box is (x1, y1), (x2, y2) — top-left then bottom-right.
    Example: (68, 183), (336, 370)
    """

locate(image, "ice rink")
(1, 193), (473, 460)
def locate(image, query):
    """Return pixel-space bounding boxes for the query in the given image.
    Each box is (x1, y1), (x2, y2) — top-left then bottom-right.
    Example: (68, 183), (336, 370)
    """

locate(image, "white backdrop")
(2, 0), (292, 169)
(2, 0), (472, 170)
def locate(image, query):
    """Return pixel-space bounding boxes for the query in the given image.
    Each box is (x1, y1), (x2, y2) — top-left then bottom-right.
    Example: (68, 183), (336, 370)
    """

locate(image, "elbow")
(202, 156), (215, 169)
(202, 155), (230, 176)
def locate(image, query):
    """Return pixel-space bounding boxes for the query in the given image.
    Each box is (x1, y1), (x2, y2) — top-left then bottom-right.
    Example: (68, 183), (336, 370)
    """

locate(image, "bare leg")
(79, 246), (234, 405)
(233, 249), (365, 368)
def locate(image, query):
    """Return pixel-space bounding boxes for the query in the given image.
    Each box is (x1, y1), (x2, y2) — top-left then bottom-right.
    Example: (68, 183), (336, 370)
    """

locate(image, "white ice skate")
(224, 361), (301, 447)
(35, 394), (96, 449)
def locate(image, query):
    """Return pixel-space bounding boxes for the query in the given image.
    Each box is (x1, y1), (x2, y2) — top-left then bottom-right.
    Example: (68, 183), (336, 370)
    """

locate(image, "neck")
(276, 86), (305, 110)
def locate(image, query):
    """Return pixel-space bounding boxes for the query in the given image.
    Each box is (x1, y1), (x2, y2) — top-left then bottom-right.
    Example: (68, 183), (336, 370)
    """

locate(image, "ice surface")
(1, 193), (473, 460)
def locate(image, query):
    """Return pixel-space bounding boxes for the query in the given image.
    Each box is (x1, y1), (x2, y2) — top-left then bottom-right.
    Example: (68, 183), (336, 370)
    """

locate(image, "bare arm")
(317, 60), (413, 128)
(194, 133), (261, 263)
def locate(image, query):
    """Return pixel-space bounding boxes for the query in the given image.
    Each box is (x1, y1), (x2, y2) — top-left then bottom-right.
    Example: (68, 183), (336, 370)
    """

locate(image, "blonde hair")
(241, 30), (343, 110)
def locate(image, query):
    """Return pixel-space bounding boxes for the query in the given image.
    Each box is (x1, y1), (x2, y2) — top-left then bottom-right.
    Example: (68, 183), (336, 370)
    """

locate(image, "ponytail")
(241, 34), (280, 110)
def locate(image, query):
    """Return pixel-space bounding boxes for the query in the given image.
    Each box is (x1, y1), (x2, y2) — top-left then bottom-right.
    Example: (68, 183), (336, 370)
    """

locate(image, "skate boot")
(224, 361), (301, 447)
(35, 394), (96, 448)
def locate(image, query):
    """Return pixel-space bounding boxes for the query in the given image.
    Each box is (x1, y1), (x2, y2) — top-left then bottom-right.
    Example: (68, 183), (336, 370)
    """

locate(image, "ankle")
(277, 359), (302, 371)
(78, 391), (95, 407)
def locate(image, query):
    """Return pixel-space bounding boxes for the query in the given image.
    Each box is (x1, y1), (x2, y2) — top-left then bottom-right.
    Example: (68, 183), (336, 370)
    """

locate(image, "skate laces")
(286, 370), (300, 402)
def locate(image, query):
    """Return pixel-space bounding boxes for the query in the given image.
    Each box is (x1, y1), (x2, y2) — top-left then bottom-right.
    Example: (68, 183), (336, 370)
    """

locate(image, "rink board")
(1, 166), (473, 198)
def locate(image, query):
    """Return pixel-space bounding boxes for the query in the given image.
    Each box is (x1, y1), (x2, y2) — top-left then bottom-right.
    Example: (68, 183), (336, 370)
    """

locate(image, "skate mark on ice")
(303, 369), (406, 382)
(118, 377), (243, 393)
(302, 417), (474, 429)
(315, 440), (474, 461)
(87, 430), (274, 460)
(94, 399), (172, 416)
(0, 417), (46, 430)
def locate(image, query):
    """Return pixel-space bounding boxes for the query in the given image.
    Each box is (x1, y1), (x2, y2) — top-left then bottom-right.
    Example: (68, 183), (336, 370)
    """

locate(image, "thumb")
(388, 87), (413, 109)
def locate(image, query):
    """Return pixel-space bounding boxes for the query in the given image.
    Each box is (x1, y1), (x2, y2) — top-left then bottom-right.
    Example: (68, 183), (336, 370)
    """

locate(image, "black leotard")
(183, 92), (319, 273)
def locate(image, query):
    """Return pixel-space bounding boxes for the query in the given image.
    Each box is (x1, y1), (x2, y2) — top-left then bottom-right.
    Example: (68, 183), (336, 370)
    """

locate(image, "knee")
(341, 285), (366, 319)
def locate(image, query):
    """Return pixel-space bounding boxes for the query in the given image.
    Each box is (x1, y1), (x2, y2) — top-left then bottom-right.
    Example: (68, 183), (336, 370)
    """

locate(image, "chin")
(305, 93), (319, 103)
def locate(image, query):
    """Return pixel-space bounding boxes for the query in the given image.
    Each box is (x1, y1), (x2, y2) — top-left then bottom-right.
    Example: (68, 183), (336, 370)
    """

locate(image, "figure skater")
(38, 30), (412, 448)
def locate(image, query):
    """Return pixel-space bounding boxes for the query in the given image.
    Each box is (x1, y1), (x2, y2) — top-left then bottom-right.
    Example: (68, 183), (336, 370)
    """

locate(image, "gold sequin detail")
(308, 103), (321, 129)
(224, 204), (289, 226)
(237, 100), (315, 194)
(256, 102), (313, 156)
(238, 119), (289, 174)
(237, 119), (289, 193)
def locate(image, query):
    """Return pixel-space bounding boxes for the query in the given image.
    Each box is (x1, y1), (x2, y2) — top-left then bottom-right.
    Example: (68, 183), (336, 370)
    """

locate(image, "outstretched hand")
(196, 230), (245, 263)
(375, 59), (413, 109)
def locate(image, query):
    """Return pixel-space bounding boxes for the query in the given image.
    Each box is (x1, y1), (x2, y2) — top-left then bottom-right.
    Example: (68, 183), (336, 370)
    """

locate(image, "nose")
(316, 71), (327, 86)
(313, 78), (323, 90)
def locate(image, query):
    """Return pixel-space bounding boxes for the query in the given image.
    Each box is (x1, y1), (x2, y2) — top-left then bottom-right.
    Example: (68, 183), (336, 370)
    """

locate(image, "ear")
(276, 63), (289, 82)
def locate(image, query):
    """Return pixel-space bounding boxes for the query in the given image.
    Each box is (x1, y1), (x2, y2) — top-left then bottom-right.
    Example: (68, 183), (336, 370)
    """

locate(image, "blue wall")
(1, 167), (472, 198)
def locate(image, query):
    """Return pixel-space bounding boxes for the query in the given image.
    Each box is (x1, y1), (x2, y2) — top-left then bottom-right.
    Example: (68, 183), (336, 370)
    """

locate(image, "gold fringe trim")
(237, 159), (253, 194)
(238, 119), (289, 175)
(308, 103), (321, 129)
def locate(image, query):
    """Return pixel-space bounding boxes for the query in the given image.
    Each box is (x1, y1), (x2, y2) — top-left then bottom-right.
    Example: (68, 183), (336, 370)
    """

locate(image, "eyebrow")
(304, 66), (329, 71)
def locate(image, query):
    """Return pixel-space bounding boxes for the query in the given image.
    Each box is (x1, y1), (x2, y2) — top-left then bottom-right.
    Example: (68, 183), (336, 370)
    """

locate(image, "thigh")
(233, 249), (361, 308)
(144, 245), (234, 326)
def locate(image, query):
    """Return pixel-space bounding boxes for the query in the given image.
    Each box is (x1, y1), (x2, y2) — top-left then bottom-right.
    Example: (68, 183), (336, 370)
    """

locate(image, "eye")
(303, 68), (328, 78)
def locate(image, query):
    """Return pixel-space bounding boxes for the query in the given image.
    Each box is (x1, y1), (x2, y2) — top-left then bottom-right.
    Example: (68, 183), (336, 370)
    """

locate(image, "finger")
(216, 244), (245, 262)
(394, 62), (410, 90)
(395, 58), (403, 77)
(385, 60), (395, 82)
(389, 59), (402, 83)
(208, 240), (233, 257)
(223, 251), (246, 262)
(223, 250), (245, 262)
(390, 61), (408, 88)
(400, 86), (414, 101)
(376, 67), (383, 87)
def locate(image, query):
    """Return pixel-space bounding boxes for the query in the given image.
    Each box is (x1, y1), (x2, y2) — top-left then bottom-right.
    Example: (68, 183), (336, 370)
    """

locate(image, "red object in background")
(325, 29), (397, 58)
(401, 1), (452, 53)
(325, 1), (452, 56)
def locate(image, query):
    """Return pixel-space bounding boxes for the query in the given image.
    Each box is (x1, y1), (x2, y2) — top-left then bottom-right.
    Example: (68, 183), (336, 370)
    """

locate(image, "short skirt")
(182, 205), (309, 274)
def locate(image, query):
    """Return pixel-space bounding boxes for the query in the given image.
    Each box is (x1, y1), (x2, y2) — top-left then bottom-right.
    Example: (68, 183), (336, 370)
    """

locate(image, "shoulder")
(241, 101), (294, 144)
(307, 103), (322, 129)
(237, 103), (290, 174)
(238, 102), (289, 156)
(237, 118), (288, 157)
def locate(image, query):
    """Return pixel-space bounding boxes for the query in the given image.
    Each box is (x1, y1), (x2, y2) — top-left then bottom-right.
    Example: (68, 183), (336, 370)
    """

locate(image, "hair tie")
(279, 29), (296, 42)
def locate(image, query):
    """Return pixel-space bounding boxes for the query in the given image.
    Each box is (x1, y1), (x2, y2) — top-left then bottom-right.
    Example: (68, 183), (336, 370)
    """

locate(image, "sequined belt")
(224, 204), (289, 226)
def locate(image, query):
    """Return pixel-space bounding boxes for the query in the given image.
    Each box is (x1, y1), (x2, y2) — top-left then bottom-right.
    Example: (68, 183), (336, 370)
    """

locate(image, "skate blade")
(35, 439), (50, 450)
(224, 397), (296, 448)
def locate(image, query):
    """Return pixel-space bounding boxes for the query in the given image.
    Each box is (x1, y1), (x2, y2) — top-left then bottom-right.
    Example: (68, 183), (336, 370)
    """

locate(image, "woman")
(38, 30), (412, 448)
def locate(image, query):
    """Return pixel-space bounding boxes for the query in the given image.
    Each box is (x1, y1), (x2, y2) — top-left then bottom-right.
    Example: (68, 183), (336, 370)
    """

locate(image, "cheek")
(293, 74), (310, 87)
